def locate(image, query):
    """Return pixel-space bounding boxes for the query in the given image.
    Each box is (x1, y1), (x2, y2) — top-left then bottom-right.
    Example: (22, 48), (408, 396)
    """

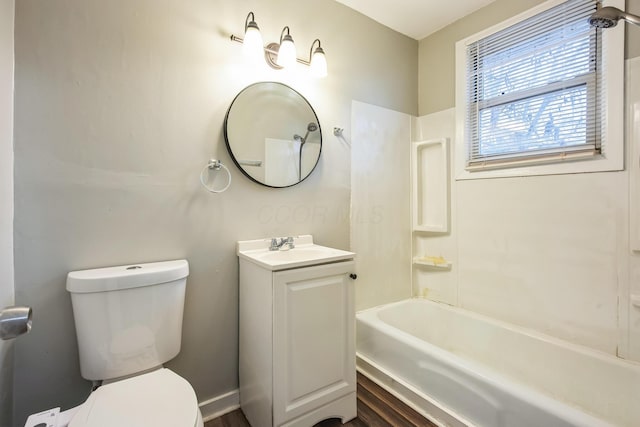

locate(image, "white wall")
(351, 101), (412, 311)
(0, 1), (15, 426)
(413, 59), (640, 358)
(627, 57), (640, 361)
(11, 0), (417, 424)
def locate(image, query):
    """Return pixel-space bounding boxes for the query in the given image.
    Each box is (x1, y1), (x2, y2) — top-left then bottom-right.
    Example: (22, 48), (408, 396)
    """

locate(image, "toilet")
(62, 259), (203, 427)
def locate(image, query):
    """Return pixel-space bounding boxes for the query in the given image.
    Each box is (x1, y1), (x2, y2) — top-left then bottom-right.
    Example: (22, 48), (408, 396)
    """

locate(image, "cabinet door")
(273, 261), (355, 425)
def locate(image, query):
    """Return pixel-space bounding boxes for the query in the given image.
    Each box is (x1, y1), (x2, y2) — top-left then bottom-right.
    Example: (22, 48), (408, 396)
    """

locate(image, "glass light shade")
(277, 37), (297, 68)
(310, 49), (327, 78)
(242, 25), (263, 61)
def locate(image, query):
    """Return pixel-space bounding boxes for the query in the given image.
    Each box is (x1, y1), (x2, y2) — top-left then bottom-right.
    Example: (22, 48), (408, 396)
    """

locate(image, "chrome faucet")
(269, 237), (295, 251)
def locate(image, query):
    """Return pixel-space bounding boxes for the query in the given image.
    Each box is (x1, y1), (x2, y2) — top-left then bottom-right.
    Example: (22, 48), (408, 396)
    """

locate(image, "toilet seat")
(68, 368), (199, 427)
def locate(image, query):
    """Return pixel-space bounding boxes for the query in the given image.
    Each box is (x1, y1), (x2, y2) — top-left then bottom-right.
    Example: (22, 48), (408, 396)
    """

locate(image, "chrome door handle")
(0, 306), (32, 340)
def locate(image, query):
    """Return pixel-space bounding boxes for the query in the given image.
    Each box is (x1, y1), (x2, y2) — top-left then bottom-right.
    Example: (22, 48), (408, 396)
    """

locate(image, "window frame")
(454, 0), (624, 180)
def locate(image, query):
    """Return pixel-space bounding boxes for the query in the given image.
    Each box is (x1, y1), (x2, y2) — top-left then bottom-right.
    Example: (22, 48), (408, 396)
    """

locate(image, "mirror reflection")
(224, 82), (322, 188)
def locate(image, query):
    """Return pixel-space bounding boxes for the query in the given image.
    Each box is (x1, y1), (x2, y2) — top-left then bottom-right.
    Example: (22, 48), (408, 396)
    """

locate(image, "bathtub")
(356, 298), (640, 427)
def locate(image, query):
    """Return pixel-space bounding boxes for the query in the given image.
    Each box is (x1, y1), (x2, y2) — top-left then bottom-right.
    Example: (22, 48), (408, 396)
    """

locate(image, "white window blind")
(465, 0), (603, 170)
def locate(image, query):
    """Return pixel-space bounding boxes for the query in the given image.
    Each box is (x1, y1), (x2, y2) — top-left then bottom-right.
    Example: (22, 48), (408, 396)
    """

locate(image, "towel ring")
(200, 159), (231, 193)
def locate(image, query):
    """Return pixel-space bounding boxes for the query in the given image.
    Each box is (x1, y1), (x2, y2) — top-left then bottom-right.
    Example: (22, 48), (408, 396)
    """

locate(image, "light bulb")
(243, 24), (263, 62)
(310, 47), (327, 78)
(277, 35), (297, 68)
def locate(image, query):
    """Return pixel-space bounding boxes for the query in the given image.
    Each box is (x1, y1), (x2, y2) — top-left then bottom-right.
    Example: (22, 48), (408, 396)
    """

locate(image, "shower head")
(293, 122), (319, 144)
(588, 6), (640, 28)
(302, 123), (318, 144)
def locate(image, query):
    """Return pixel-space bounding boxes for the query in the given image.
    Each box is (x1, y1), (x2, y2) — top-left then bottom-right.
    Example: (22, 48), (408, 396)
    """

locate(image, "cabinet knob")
(349, 273), (357, 280)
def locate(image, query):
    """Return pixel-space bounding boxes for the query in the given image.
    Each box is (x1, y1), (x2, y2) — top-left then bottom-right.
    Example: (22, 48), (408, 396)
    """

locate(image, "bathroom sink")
(237, 235), (355, 271)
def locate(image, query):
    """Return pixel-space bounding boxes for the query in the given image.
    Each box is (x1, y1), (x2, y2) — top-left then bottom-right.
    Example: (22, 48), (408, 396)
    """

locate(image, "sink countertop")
(237, 235), (355, 271)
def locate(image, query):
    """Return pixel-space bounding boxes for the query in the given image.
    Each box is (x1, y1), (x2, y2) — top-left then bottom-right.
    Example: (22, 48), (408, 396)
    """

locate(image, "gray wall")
(12, 0), (417, 424)
(419, 0), (640, 115)
(0, 1), (15, 427)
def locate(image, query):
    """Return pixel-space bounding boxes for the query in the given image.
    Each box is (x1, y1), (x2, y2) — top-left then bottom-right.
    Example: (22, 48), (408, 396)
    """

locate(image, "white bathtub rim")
(357, 297), (640, 370)
(357, 317), (613, 427)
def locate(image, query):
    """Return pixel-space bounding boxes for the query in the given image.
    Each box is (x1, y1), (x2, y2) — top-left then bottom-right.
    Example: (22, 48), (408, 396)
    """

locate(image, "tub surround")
(412, 61), (640, 360)
(415, 0), (640, 363)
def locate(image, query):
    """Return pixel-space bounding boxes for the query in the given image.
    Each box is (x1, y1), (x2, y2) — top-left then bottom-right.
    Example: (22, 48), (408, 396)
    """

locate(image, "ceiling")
(334, 0), (497, 40)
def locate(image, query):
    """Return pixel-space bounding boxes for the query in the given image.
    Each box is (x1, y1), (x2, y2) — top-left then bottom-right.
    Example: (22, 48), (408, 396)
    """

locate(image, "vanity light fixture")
(230, 12), (328, 78)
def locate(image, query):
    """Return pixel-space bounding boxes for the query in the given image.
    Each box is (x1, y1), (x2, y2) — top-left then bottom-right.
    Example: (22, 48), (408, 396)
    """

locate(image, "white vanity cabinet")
(238, 236), (356, 427)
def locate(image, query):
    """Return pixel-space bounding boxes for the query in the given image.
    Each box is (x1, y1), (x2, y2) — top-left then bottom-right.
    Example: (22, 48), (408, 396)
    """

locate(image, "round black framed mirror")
(224, 82), (322, 188)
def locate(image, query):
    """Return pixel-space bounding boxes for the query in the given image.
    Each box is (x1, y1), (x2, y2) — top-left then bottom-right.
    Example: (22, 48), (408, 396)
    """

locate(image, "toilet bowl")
(68, 368), (202, 427)
(26, 368), (203, 427)
(46, 260), (204, 427)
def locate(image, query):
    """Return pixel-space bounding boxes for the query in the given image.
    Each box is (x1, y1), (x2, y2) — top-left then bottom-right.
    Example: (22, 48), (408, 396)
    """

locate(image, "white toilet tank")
(66, 260), (189, 381)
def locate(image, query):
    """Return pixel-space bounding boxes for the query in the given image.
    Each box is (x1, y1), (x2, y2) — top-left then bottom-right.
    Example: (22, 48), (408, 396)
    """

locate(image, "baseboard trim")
(199, 389), (240, 422)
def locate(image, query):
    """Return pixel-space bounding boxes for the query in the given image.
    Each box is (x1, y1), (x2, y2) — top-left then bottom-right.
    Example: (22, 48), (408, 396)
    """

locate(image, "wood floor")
(204, 373), (437, 427)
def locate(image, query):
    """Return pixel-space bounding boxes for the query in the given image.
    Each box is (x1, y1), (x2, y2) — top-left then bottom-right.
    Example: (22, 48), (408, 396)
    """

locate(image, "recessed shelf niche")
(412, 138), (450, 233)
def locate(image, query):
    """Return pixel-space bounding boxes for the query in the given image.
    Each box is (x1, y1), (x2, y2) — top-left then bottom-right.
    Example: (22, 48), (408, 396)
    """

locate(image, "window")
(455, 0), (624, 178)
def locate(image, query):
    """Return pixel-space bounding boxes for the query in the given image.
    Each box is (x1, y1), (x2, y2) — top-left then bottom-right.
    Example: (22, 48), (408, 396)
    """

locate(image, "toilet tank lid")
(66, 260), (189, 293)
